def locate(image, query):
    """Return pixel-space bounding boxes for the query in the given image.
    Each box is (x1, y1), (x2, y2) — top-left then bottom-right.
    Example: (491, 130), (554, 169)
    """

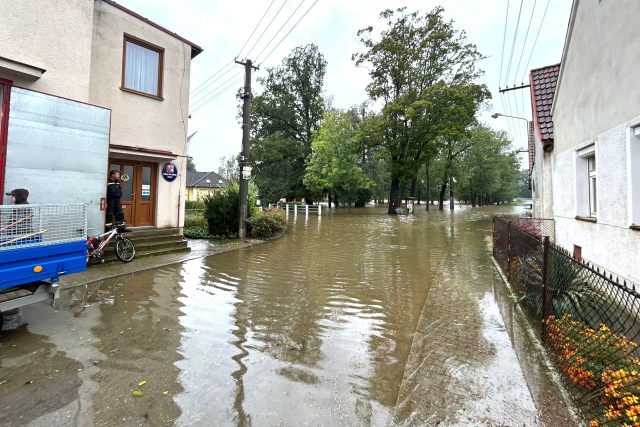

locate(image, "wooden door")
(108, 161), (135, 226)
(133, 163), (156, 226)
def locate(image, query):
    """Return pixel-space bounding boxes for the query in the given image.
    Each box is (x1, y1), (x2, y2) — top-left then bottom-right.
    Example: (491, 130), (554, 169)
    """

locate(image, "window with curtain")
(122, 36), (163, 98)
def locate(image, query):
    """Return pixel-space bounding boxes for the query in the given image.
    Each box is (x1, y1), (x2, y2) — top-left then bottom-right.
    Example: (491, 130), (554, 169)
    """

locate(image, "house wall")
(553, 0), (640, 152)
(89, 1), (194, 228)
(531, 135), (554, 219)
(551, 0), (640, 283)
(0, 0), (94, 101)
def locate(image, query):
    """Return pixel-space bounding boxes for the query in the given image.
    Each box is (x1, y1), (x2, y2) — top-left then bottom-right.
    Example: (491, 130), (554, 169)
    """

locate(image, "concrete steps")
(99, 227), (190, 263)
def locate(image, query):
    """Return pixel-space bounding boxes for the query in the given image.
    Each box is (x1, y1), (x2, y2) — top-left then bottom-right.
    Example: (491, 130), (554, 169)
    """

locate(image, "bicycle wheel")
(115, 236), (136, 262)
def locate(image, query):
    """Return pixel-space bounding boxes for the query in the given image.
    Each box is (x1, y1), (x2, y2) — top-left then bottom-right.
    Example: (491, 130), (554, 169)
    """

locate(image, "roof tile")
(530, 64), (560, 143)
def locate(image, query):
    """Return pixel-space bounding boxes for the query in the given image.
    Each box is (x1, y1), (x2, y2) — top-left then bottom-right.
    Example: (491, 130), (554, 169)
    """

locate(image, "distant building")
(530, 0), (640, 282)
(186, 171), (227, 201)
(0, 0), (202, 230)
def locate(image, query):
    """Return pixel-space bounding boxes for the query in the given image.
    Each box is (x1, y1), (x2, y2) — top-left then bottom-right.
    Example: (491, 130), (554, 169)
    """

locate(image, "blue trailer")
(0, 204), (87, 326)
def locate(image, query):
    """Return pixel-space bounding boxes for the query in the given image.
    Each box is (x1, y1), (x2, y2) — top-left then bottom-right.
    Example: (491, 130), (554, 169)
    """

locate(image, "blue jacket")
(106, 180), (122, 201)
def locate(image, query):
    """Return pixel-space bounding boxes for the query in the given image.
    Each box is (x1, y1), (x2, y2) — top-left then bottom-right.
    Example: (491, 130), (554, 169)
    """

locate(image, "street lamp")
(491, 112), (529, 153)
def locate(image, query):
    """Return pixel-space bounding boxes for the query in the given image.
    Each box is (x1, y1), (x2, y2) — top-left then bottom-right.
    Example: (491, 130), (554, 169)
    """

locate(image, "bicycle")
(86, 226), (136, 263)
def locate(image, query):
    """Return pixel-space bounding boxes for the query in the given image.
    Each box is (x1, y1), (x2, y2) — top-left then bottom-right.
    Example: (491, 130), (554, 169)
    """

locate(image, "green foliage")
(252, 44), (327, 203)
(185, 200), (205, 210)
(187, 156), (197, 172)
(304, 110), (371, 206)
(452, 126), (521, 205)
(248, 208), (287, 238)
(184, 212), (207, 228)
(353, 7), (490, 213)
(203, 181), (258, 237)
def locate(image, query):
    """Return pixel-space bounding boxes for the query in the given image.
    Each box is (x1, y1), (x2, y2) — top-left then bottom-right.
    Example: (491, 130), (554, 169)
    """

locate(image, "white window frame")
(587, 155), (597, 217)
(630, 126), (640, 227)
(576, 144), (597, 218)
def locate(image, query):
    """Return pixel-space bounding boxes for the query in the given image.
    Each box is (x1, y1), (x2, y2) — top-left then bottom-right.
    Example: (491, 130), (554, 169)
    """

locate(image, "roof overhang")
(0, 56), (46, 81)
(109, 144), (178, 162)
(101, 0), (203, 59)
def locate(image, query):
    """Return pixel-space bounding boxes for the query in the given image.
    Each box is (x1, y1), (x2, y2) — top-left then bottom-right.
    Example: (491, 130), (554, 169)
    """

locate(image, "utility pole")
(236, 59), (259, 239)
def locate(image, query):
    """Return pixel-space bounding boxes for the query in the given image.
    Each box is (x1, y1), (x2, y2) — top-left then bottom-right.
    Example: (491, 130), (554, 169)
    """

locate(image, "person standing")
(2, 188), (32, 236)
(106, 171), (129, 232)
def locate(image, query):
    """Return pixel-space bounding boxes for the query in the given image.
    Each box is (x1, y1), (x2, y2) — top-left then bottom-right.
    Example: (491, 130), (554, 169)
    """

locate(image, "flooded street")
(0, 205), (558, 426)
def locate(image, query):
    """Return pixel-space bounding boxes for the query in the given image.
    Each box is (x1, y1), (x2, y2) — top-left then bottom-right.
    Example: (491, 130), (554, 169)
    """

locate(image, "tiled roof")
(187, 171), (227, 188)
(529, 64), (560, 145)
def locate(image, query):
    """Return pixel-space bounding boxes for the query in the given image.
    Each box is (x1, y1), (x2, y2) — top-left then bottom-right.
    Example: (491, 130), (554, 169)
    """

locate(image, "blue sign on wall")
(161, 163), (178, 182)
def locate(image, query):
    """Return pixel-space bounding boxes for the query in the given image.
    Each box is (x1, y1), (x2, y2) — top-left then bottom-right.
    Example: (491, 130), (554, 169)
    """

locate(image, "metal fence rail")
(0, 204), (87, 251)
(493, 216), (640, 425)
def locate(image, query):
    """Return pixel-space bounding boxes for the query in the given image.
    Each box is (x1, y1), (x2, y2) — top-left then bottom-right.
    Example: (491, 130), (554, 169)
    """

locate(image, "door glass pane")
(141, 166), (152, 202)
(121, 165), (134, 202)
(109, 163), (121, 175)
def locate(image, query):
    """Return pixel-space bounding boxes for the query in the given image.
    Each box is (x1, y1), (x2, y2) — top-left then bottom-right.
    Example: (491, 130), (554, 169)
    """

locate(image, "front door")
(108, 161), (157, 227)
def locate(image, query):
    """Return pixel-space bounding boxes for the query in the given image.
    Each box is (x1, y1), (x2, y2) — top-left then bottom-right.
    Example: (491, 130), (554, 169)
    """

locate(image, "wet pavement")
(0, 206), (576, 426)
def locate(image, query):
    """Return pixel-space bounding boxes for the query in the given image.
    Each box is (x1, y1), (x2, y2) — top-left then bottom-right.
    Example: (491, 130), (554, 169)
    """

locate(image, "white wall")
(0, 0), (94, 101)
(531, 134), (554, 219)
(89, 1), (194, 228)
(551, 0), (640, 283)
(552, 117), (640, 283)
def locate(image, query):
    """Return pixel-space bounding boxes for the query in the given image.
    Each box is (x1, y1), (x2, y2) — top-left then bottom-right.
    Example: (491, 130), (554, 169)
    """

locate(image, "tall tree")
(217, 155), (239, 182)
(353, 7), (488, 214)
(304, 110), (370, 207)
(252, 44), (327, 203)
(187, 156), (197, 172)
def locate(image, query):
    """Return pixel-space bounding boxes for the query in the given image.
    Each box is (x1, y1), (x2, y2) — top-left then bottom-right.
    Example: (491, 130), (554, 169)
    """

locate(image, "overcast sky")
(118, 0), (572, 172)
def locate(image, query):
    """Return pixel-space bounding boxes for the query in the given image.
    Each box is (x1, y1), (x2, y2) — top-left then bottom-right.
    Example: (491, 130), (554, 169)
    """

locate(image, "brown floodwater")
(0, 205), (525, 426)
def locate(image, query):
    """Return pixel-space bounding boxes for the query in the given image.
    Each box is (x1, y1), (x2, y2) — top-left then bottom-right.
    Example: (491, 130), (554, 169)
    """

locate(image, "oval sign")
(161, 163), (178, 182)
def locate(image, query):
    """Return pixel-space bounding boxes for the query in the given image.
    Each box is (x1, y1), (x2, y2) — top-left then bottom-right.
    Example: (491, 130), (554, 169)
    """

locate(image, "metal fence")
(0, 204), (87, 251)
(493, 216), (640, 425)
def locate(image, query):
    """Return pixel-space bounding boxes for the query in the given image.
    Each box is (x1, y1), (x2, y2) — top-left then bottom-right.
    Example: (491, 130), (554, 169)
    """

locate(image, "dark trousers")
(106, 198), (125, 225)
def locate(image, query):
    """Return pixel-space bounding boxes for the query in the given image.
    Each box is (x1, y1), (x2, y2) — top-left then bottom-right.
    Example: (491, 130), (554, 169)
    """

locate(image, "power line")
(236, 0), (278, 58)
(191, 0), (280, 95)
(191, 75), (242, 113)
(504, 0), (524, 87)
(520, 0), (551, 82)
(253, 0), (307, 63)
(257, 0), (320, 65)
(244, 0), (291, 59)
(499, 0), (510, 87)
(191, 75), (243, 114)
(191, 65), (236, 99)
(190, 71), (242, 111)
(513, 0), (537, 84)
(190, 60), (234, 95)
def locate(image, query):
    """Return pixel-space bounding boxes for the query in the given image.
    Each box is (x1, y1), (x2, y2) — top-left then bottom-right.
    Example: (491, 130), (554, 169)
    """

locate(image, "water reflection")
(0, 204), (523, 426)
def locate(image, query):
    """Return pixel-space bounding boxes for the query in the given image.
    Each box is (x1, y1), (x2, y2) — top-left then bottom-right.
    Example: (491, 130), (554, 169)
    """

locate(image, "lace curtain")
(124, 41), (160, 96)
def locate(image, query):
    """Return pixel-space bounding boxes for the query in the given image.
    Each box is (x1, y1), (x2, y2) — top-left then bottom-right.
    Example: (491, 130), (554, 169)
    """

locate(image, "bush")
(203, 182), (258, 237)
(185, 200), (206, 210)
(184, 213), (207, 228)
(248, 208), (286, 238)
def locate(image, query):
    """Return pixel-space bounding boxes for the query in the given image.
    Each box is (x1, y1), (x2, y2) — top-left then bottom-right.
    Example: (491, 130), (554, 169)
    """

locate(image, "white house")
(0, 0), (202, 230)
(535, 0), (640, 283)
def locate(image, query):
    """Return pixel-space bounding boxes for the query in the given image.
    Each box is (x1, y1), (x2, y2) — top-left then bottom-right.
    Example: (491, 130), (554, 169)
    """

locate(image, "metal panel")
(3, 88), (110, 234)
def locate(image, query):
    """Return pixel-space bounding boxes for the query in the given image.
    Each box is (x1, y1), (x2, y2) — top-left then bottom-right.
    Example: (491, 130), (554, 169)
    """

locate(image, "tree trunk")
(328, 192), (332, 208)
(449, 174), (454, 210)
(425, 161), (431, 212)
(409, 177), (417, 198)
(388, 178), (400, 214)
(438, 181), (447, 210)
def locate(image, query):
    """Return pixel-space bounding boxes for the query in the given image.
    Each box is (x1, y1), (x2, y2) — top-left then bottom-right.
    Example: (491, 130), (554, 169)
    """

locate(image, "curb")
(490, 256), (583, 426)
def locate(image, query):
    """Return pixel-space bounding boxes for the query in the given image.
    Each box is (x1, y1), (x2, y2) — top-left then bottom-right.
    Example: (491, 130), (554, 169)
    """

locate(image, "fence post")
(318, 205), (322, 216)
(294, 204), (298, 215)
(492, 218), (496, 257)
(286, 203), (289, 212)
(541, 235), (550, 340)
(305, 204), (309, 215)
